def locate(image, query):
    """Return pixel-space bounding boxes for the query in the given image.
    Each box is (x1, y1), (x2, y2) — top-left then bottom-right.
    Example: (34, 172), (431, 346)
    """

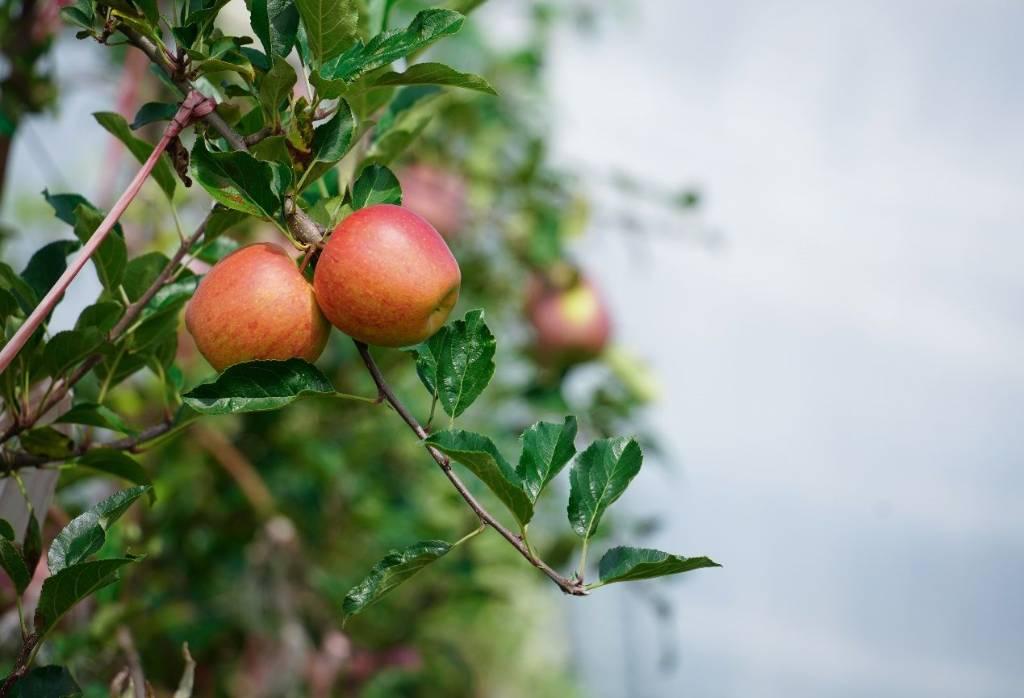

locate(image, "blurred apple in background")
(397, 163), (468, 238)
(526, 271), (612, 365)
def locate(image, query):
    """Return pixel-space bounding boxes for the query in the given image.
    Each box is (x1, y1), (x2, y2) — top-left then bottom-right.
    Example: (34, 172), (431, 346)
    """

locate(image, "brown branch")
(193, 425), (275, 517)
(244, 127), (273, 145)
(116, 27), (249, 152)
(353, 341), (585, 596)
(0, 633), (39, 697)
(116, 626), (146, 698)
(1, 414), (179, 471)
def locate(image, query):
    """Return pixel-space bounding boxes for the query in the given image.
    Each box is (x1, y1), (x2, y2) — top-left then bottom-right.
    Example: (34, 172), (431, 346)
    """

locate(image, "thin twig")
(116, 626), (146, 698)
(193, 425), (275, 517)
(1, 414), (178, 471)
(353, 341), (585, 596)
(0, 633), (39, 697)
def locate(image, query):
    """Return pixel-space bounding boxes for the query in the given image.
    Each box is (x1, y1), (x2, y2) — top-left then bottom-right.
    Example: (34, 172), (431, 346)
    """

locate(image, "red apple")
(397, 164), (467, 238)
(185, 243), (329, 370)
(313, 204), (461, 347)
(526, 275), (612, 364)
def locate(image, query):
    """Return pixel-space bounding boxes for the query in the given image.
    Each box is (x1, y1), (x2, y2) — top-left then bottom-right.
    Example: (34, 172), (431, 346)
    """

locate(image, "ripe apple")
(185, 243), (329, 370)
(313, 204), (461, 347)
(397, 164), (467, 238)
(526, 274), (612, 364)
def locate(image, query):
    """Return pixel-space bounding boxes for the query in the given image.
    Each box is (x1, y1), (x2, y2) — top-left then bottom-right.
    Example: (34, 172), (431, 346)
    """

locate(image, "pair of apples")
(185, 203), (612, 371)
(185, 204), (460, 370)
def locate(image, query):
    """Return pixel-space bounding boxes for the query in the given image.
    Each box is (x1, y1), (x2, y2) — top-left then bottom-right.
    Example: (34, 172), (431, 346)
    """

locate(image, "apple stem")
(0, 91), (215, 376)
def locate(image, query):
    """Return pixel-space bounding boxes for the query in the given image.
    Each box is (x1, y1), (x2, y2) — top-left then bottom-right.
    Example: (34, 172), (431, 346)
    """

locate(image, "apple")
(185, 242), (329, 370)
(526, 274), (612, 364)
(397, 164), (467, 238)
(313, 204), (461, 347)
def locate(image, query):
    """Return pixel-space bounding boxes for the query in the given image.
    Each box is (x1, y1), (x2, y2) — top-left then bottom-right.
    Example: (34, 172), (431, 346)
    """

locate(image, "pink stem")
(0, 91), (215, 376)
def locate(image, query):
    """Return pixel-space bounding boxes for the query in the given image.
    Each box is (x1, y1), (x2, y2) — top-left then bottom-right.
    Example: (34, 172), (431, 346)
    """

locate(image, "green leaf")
(567, 437), (643, 540)
(0, 537), (31, 593)
(182, 359), (335, 414)
(370, 62), (496, 94)
(39, 327), (105, 378)
(342, 540), (450, 619)
(42, 190), (123, 236)
(204, 206), (250, 239)
(0, 519), (13, 540)
(0, 288), (21, 321)
(251, 135), (293, 168)
(75, 301), (122, 334)
(191, 235), (239, 264)
(294, 0), (358, 65)
(47, 486), (150, 575)
(351, 164), (401, 208)
(76, 450), (152, 494)
(301, 100), (355, 189)
(517, 416), (577, 504)
(60, 0), (95, 32)
(23, 515), (42, 576)
(258, 56), (297, 126)
(20, 240), (81, 301)
(146, 275), (199, 317)
(19, 427), (74, 459)
(55, 403), (135, 434)
(122, 252), (170, 302)
(131, 301), (185, 352)
(135, 0), (159, 25)
(93, 352), (148, 391)
(411, 309), (494, 419)
(191, 139), (290, 221)
(181, 0), (231, 27)
(195, 55), (256, 83)
(93, 112), (176, 200)
(71, 203), (127, 292)
(424, 430), (532, 526)
(596, 546), (721, 586)
(130, 101), (178, 130)
(34, 557), (138, 635)
(248, 0), (300, 57)
(363, 85), (440, 165)
(6, 666), (82, 697)
(320, 9), (464, 82)
(0, 262), (38, 314)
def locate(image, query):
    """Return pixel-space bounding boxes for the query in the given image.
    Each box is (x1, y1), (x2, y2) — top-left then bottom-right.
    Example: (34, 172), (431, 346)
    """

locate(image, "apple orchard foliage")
(0, 0), (716, 692)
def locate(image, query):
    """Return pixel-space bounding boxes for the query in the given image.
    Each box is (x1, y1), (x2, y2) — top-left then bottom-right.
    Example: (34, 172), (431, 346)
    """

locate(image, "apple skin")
(397, 164), (467, 238)
(526, 275), (612, 364)
(313, 204), (461, 347)
(185, 243), (329, 371)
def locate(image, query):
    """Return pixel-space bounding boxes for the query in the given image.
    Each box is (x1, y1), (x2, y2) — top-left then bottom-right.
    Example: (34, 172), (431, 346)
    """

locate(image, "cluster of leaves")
(175, 308), (717, 619)
(0, 487), (148, 692)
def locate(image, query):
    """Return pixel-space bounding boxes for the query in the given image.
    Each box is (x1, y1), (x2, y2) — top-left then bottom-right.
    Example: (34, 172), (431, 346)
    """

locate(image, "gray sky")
(552, 2), (1024, 696)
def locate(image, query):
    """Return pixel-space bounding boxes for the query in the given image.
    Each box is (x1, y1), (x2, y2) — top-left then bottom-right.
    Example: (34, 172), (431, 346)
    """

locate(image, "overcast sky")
(549, 2), (1024, 697)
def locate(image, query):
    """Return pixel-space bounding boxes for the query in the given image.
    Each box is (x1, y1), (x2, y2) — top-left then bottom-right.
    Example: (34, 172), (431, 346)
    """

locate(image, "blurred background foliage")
(0, 0), (701, 694)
